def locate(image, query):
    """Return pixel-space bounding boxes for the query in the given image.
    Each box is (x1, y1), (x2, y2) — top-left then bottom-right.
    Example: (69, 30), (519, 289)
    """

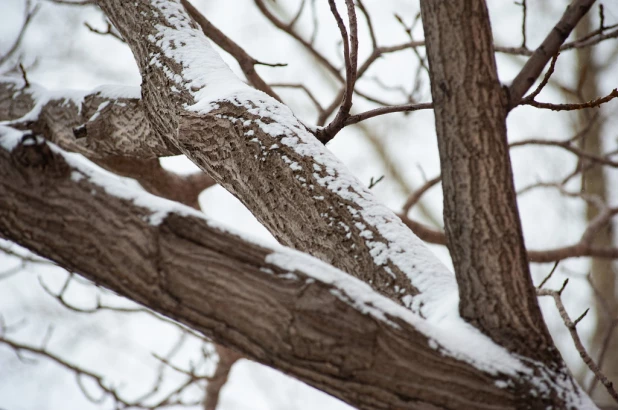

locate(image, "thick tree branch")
(94, 0), (457, 311)
(0, 77), (176, 158)
(0, 129), (574, 410)
(420, 0), (556, 359)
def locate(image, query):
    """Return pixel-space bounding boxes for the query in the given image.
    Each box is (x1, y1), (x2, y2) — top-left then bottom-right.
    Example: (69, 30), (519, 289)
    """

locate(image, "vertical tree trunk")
(575, 12), (618, 406)
(419, 0), (559, 362)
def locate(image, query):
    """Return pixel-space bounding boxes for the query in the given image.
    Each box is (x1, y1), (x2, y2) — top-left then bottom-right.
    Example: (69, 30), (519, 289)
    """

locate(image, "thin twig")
(270, 83), (324, 113)
(402, 175), (441, 214)
(521, 52), (559, 103)
(341, 102), (433, 129)
(522, 88), (618, 111)
(537, 281), (618, 403)
(84, 21), (125, 42)
(509, 137), (618, 168)
(317, 0), (358, 143)
(0, 0), (40, 68)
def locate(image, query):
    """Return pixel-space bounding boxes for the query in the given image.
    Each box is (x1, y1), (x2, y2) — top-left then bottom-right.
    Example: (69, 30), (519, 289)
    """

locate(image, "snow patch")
(0, 126), (27, 151)
(92, 84), (141, 100)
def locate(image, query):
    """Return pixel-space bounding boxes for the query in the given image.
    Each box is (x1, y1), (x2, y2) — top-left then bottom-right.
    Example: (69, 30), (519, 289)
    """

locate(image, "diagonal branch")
(508, 0), (596, 108)
(537, 278), (618, 403)
(95, 0), (457, 311)
(0, 127), (560, 410)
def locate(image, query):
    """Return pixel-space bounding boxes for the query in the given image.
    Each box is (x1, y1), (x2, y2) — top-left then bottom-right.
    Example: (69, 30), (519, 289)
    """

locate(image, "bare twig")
(509, 136), (618, 168)
(0, 331), (208, 409)
(537, 277), (618, 403)
(522, 88), (618, 111)
(517, 0), (528, 48)
(341, 101), (433, 129)
(18, 63), (30, 88)
(402, 175), (441, 214)
(587, 274), (618, 396)
(520, 52), (559, 103)
(537, 261), (560, 289)
(0, 0), (40, 68)
(356, 0), (377, 49)
(270, 83), (324, 113)
(316, 0), (358, 144)
(84, 21), (125, 42)
(399, 207), (618, 263)
(254, 0), (340, 80)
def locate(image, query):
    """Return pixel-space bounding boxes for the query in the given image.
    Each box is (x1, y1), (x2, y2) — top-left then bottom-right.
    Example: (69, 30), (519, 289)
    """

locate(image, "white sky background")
(0, 0), (617, 409)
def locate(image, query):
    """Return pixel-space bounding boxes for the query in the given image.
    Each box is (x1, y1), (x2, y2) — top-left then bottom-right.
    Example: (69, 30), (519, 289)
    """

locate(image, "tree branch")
(508, 0), (596, 108)
(95, 0), (457, 310)
(420, 0), (556, 359)
(0, 128), (561, 410)
(0, 77), (176, 159)
(537, 278), (618, 404)
(0, 77), (214, 209)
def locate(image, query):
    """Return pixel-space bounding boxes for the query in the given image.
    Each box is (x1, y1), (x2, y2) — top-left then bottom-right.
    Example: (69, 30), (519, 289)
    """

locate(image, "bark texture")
(419, 0), (558, 360)
(0, 78), (213, 208)
(0, 135), (527, 410)
(0, 0), (601, 408)
(93, 0), (456, 307)
(0, 78), (176, 158)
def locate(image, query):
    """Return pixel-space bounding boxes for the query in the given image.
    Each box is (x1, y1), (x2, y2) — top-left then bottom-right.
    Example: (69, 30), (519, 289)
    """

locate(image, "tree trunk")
(575, 11), (618, 407)
(419, 0), (559, 362)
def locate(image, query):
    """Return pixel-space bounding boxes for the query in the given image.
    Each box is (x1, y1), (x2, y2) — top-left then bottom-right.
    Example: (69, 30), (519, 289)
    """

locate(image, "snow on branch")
(0, 76), (174, 159)
(96, 0), (458, 314)
(0, 126), (596, 409)
(0, 126), (587, 408)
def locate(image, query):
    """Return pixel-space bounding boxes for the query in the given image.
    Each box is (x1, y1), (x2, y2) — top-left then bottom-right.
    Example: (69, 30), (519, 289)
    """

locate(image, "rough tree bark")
(0, 0), (603, 408)
(420, 0), (558, 361)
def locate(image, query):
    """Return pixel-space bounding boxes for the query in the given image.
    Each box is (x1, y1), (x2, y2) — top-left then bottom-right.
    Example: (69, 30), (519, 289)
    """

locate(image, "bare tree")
(1, 0), (618, 409)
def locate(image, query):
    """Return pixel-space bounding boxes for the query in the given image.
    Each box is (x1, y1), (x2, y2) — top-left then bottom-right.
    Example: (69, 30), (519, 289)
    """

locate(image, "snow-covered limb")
(0, 76), (215, 209)
(0, 127), (596, 409)
(0, 76), (174, 159)
(96, 0), (457, 313)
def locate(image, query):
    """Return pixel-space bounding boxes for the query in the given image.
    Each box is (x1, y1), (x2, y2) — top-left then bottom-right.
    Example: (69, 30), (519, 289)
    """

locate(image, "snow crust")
(91, 84), (141, 100)
(0, 76), (142, 126)
(146, 0), (247, 104)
